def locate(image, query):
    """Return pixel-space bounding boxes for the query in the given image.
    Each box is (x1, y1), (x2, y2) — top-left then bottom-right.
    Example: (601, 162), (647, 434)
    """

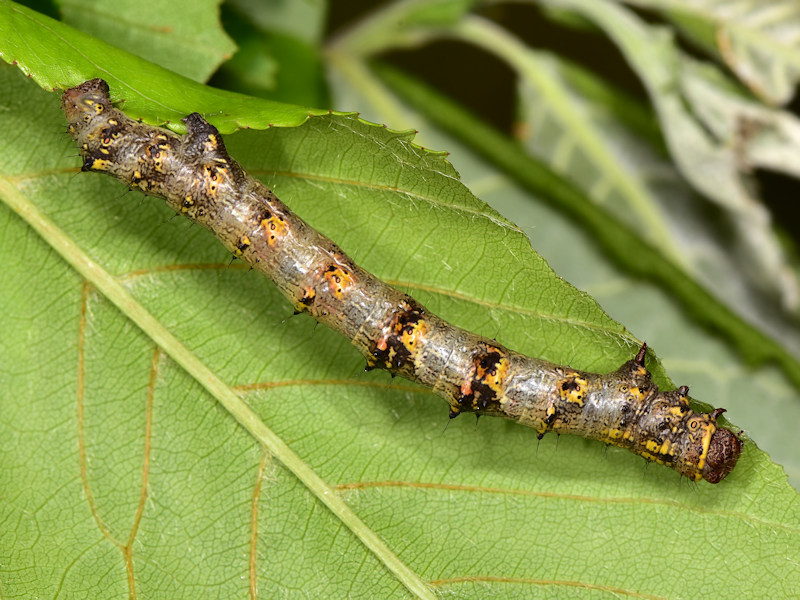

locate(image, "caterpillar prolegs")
(62, 79), (743, 483)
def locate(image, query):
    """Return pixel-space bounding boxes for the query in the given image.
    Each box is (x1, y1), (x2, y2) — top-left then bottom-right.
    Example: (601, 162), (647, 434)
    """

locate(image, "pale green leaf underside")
(540, 0), (798, 325)
(623, 0), (800, 105)
(446, 15), (684, 267)
(502, 39), (800, 366)
(2, 8), (800, 600)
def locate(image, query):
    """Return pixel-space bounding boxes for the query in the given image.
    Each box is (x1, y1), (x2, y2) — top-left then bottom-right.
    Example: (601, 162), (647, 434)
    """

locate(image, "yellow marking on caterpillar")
(559, 374), (587, 406)
(261, 213), (287, 246)
(659, 440), (673, 456)
(626, 386), (645, 402)
(296, 287), (317, 313)
(695, 422), (716, 471)
(236, 235), (252, 256)
(607, 428), (624, 441)
(399, 318), (428, 355)
(478, 356), (509, 395)
(324, 266), (354, 299)
(205, 134), (219, 152)
(91, 158), (112, 170)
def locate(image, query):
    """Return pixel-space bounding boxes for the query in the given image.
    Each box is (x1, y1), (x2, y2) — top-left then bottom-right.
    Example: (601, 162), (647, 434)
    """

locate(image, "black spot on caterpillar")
(62, 79), (743, 483)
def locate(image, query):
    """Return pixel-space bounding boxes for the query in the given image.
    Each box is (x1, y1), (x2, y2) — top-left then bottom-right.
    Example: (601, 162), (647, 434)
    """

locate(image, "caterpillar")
(62, 78), (743, 483)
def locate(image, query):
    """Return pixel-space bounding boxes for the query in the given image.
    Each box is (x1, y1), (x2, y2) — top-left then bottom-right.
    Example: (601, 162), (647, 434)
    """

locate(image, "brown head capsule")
(675, 406), (742, 483)
(701, 410), (743, 483)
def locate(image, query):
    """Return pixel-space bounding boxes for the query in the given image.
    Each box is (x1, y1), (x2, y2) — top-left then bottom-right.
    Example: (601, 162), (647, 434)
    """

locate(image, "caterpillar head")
(701, 411), (743, 483)
(672, 404), (742, 483)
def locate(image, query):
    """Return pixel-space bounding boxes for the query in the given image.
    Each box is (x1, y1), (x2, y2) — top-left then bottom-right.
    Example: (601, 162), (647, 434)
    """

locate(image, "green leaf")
(679, 57), (800, 179)
(55, 0), (237, 82)
(0, 0), (328, 131)
(2, 6), (800, 600)
(325, 0), (478, 57)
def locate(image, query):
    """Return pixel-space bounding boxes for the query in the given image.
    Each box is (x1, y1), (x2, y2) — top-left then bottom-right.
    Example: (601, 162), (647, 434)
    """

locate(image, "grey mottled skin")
(62, 79), (742, 483)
